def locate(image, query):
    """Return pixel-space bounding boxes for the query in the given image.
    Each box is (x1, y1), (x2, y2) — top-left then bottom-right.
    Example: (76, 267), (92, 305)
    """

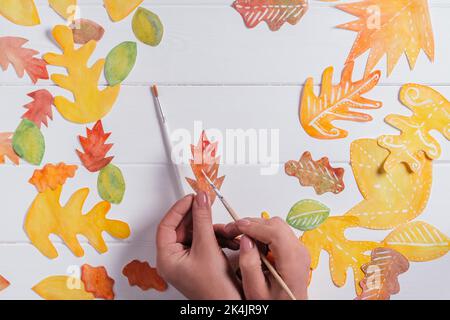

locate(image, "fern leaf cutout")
(378, 84), (450, 173)
(0, 132), (19, 165)
(337, 0), (434, 76)
(22, 90), (54, 128)
(286, 199), (330, 231)
(44, 25), (120, 124)
(300, 62), (382, 139)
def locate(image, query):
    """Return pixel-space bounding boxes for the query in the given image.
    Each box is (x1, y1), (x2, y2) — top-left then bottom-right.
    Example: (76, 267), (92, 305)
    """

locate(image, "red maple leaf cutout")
(0, 37), (49, 84)
(22, 90), (54, 128)
(76, 120), (114, 172)
(186, 131), (225, 204)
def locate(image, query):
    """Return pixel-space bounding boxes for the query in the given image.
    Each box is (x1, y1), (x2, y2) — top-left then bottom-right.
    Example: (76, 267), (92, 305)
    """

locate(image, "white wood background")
(0, 0), (449, 300)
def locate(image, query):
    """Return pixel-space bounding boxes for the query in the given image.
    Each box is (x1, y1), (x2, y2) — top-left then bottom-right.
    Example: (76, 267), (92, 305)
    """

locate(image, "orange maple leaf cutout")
(285, 151), (345, 195)
(29, 163), (78, 192)
(0, 37), (49, 84)
(0, 132), (19, 165)
(337, 0), (435, 76)
(232, 0), (308, 31)
(22, 89), (54, 128)
(355, 248), (409, 300)
(81, 264), (115, 300)
(186, 131), (225, 204)
(0, 275), (10, 293)
(76, 120), (114, 172)
(300, 62), (382, 139)
(122, 260), (168, 292)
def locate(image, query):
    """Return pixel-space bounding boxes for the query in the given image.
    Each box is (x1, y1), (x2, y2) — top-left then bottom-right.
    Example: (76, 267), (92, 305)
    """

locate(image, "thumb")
(191, 191), (217, 252)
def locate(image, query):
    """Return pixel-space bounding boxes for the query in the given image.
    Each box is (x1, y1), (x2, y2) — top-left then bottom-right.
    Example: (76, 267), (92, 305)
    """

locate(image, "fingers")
(191, 191), (217, 252)
(214, 223), (242, 251)
(239, 236), (270, 300)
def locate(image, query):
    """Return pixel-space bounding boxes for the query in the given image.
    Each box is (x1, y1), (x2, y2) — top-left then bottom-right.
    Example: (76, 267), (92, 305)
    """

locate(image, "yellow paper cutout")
(44, 25), (120, 124)
(104, 0), (143, 22)
(33, 276), (94, 300)
(346, 139), (432, 230)
(337, 0), (434, 76)
(0, 0), (40, 26)
(49, 0), (77, 19)
(383, 221), (450, 262)
(378, 84), (450, 173)
(301, 216), (379, 293)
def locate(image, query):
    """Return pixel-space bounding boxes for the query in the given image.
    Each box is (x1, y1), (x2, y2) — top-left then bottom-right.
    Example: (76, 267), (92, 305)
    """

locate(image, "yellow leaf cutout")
(49, 0), (77, 20)
(44, 25), (120, 124)
(104, 0), (143, 22)
(346, 139), (432, 230)
(33, 276), (94, 300)
(378, 84), (450, 173)
(0, 0), (40, 26)
(337, 0), (434, 76)
(383, 221), (450, 262)
(300, 62), (382, 140)
(301, 216), (379, 293)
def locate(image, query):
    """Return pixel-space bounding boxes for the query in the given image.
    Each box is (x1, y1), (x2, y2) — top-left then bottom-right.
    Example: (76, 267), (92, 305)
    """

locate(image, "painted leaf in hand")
(12, 119), (45, 166)
(285, 151), (345, 195)
(300, 62), (382, 139)
(232, 0), (308, 31)
(29, 163), (78, 193)
(33, 276), (94, 300)
(383, 221), (450, 262)
(72, 19), (105, 45)
(98, 164), (126, 204)
(0, 37), (48, 83)
(105, 41), (137, 86)
(186, 131), (225, 205)
(132, 7), (164, 47)
(346, 139), (432, 230)
(81, 264), (115, 300)
(0, 132), (19, 165)
(337, 0), (434, 76)
(104, 0), (143, 22)
(301, 216), (379, 294)
(76, 120), (114, 173)
(49, 0), (77, 19)
(286, 199), (330, 231)
(356, 248), (409, 300)
(122, 260), (168, 292)
(22, 90), (54, 128)
(378, 84), (450, 173)
(0, 275), (10, 292)
(0, 0), (40, 26)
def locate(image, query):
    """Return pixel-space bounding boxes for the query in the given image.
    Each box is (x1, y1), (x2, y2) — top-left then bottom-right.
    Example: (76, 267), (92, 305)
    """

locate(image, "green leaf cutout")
(12, 119), (45, 165)
(286, 199), (330, 231)
(105, 41), (137, 86)
(132, 7), (164, 46)
(98, 164), (126, 204)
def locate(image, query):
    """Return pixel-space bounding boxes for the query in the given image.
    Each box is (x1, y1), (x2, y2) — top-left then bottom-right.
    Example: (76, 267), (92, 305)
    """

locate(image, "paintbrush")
(201, 170), (297, 300)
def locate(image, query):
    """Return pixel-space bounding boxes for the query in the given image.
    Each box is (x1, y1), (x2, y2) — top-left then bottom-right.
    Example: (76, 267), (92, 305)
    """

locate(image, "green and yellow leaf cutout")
(132, 7), (164, 47)
(12, 119), (45, 165)
(105, 41), (137, 86)
(286, 199), (330, 231)
(98, 164), (126, 204)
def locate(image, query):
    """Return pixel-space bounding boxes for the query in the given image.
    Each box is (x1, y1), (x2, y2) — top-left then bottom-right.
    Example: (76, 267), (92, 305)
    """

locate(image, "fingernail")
(241, 236), (254, 252)
(196, 191), (209, 208)
(237, 219), (251, 227)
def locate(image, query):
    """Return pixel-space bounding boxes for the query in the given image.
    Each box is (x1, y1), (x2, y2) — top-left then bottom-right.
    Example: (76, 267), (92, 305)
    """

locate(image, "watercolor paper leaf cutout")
(232, 0), (308, 31)
(33, 276), (94, 300)
(12, 119), (45, 166)
(285, 151), (345, 195)
(300, 62), (382, 140)
(286, 199), (330, 231)
(49, 0), (77, 19)
(72, 19), (105, 45)
(0, 133), (19, 165)
(0, 37), (49, 84)
(81, 264), (115, 300)
(337, 0), (434, 76)
(383, 221), (450, 262)
(346, 139), (432, 230)
(105, 41), (137, 86)
(77, 120), (114, 172)
(22, 90), (54, 129)
(104, 0), (143, 22)
(29, 163), (78, 192)
(98, 164), (126, 204)
(44, 25), (121, 124)
(378, 84), (450, 173)
(132, 7), (164, 47)
(0, 275), (10, 293)
(0, 0), (40, 26)
(123, 260), (168, 292)
(356, 248), (409, 300)
(24, 165), (130, 258)
(186, 131), (225, 205)
(301, 216), (379, 294)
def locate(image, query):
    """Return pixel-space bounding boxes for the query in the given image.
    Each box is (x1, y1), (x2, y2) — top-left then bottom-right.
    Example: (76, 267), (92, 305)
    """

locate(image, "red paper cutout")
(22, 90), (54, 128)
(122, 260), (168, 292)
(81, 264), (115, 300)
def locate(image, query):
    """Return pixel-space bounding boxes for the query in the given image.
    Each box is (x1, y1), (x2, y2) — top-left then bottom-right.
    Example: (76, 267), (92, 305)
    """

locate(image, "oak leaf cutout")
(122, 260), (168, 292)
(22, 89), (54, 128)
(0, 132), (19, 165)
(81, 264), (115, 300)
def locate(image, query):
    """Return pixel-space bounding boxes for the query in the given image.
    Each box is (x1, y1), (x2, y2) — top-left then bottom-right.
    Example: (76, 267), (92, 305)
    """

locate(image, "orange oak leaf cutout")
(22, 90), (54, 128)
(337, 0), (434, 76)
(0, 37), (49, 84)
(81, 264), (115, 300)
(186, 131), (225, 205)
(285, 151), (345, 195)
(0, 132), (19, 165)
(76, 120), (114, 172)
(232, 0), (309, 31)
(300, 62), (382, 140)
(356, 248), (409, 300)
(29, 163), (78, 192)
(122, 260), (168, 292)
(0, 275), (10, 293)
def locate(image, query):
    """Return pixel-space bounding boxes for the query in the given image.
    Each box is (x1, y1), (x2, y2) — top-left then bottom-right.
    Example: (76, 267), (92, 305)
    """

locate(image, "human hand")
(156, 192), (242, 300)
